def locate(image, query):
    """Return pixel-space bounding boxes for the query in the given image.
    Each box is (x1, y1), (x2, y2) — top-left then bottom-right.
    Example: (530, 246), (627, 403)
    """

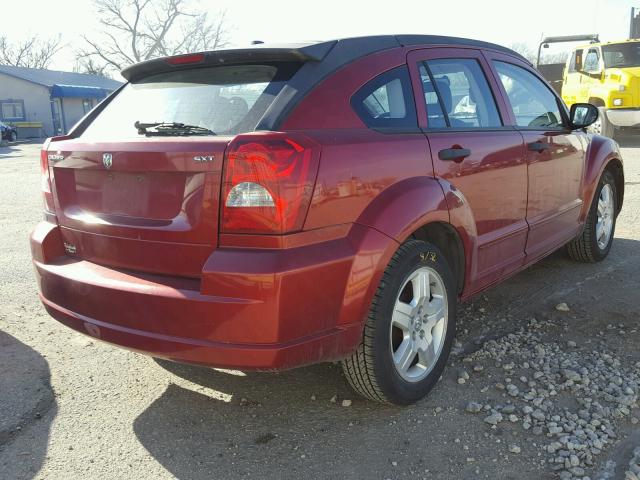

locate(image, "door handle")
(438, 147), (471, 161)
(528, 142), (550, 152)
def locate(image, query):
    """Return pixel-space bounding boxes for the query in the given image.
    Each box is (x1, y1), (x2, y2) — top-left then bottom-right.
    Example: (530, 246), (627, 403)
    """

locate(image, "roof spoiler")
(121, 42), (337, 82)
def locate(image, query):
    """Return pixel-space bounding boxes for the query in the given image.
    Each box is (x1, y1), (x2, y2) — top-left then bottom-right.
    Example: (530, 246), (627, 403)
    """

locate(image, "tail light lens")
(40, 136), (69, 217)
(40, 143), (56, 214)
(221, 132), (320, 234)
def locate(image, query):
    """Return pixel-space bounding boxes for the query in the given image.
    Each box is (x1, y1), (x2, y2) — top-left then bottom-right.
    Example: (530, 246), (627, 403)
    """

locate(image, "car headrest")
(422, 76), (453, 113)
(434, 78), (452, 113)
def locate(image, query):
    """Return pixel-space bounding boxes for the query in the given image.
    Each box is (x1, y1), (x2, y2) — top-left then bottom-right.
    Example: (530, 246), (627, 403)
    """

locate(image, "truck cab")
(562, 39), (640, 137)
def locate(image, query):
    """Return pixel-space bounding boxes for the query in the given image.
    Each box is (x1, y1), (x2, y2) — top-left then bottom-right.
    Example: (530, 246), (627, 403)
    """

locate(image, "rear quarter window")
(81, 63), (300, 139)
(351, 66), (418, 130)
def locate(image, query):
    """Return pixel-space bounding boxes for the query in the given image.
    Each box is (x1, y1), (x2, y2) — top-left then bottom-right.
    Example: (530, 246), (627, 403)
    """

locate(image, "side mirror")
(570, 103), (599, 129)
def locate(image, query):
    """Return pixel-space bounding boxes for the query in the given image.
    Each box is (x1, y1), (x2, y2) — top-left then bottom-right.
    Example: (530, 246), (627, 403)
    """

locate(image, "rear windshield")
(81, 63), (299, 139)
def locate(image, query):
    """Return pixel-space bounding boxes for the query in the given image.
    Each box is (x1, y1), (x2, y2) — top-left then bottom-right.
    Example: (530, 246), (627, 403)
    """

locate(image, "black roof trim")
(395, 35), (530, 63)
(257, 36), (401, 130)
(121, 42), (337, 82)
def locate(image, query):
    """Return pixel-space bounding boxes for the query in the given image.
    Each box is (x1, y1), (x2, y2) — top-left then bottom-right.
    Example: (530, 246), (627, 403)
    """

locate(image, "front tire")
(567, 170), (617, 262)
(588, 107), (615, 138)
(341, 239), (457, 405)
(9, 131), (17, 142)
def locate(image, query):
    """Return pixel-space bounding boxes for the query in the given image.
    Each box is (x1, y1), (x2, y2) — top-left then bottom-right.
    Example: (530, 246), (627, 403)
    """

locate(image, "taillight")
(221, 132), (320, 234)
(40, 144), (56, 214)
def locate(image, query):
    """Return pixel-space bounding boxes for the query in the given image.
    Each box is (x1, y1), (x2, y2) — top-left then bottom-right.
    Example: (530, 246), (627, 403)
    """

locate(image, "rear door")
(407, 48), (529, 293)
(486, 53), (586, 263)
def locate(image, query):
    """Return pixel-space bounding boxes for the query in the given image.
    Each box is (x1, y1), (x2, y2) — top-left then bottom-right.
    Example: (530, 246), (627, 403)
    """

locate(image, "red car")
(31, 36), (624, 405)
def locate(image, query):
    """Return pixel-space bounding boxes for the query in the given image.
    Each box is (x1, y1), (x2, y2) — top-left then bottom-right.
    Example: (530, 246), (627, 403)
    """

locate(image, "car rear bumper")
(39, 293), (362, 370)
(606, 108), (640, 127)
(31, 221), (392, 370)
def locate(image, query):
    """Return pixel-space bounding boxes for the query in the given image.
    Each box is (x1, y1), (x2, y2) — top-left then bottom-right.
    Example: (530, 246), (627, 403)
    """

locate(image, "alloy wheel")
(390, 267), (448, 383)
(596, 183), (615, 250)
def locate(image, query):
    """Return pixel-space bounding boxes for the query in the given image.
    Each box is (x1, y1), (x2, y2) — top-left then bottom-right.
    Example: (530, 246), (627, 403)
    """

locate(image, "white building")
(0, 65), (121, 138)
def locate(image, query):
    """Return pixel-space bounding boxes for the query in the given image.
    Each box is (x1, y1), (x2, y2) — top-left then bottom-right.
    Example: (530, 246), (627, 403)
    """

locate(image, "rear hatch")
(46, 61), (300, 277)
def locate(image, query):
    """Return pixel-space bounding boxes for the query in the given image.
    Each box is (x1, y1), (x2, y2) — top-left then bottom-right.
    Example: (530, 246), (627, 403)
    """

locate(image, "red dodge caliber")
(31, 36), (624, 404)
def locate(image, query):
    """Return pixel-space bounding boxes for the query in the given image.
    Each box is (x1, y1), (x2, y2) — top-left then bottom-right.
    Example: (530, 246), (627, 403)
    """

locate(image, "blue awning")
(50, 84), (112, 99)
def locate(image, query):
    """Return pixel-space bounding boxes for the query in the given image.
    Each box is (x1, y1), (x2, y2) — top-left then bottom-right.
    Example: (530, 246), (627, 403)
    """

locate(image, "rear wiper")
(134, 121), (215, 136)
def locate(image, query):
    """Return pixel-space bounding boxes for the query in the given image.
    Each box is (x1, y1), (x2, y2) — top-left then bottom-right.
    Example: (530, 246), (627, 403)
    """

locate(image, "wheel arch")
(340, 176), (469, 327)
(604, 157), (624, 216)
(581, 135), (624, 222)
(588, 97), (606, 107)
(354, 176), (451, 241)
(409, 222), (465, 294)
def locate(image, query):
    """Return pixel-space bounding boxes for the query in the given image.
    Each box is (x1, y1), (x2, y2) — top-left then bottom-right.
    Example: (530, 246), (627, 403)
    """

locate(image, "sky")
(1, 0), (637, 76)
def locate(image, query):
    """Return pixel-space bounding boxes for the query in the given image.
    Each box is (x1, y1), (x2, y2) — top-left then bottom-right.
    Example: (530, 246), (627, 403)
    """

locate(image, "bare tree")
(74, 57), (112, 77)
(0, 35), (63, 69)
(510, 42), (569, 66)
(77, 0), (229, 74)
(541, 51), (569, 65)
(510, 42), (537, 64)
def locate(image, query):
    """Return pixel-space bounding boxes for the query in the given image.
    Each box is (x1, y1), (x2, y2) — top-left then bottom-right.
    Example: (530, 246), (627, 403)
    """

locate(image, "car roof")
(122, 34), (528, 81)
(241, 34), (526, 59)
(111, 35), (528, 136)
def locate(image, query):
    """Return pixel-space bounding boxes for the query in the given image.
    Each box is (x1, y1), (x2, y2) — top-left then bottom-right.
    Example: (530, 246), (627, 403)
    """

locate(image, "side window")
(419, 58), (502, 129)
(568, 49), (584, 73)
(0, 100), (25, 121)
(583, 48), (600, 72)
(568, 51), (577, 73)
(494, 61), (564, 129)
(569, 49), (582, 73)
(351, 66), (417, 129)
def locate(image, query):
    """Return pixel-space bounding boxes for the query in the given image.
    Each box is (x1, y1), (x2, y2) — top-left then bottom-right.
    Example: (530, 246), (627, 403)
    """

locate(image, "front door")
(488, 56), (586, 262)
(407, 48), (529, 294)
(579, 47), (603, 102)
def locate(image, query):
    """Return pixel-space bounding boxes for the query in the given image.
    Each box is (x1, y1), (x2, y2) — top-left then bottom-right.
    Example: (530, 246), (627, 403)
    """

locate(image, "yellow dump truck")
(537, 35), (640, 138)
(562, 39), (640, 137)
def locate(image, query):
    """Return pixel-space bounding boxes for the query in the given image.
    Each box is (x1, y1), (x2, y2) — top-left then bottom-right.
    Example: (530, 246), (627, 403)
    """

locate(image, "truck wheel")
(588, 107), (615, 138)
(9, 131), (17, 142)
(341, 239), (457, 405)
(567, 170), (617, 262)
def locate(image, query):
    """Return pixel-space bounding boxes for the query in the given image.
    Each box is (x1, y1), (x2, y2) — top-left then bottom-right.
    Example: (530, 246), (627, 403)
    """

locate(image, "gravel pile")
(626, 447), (640, 480)
(463, 318), (640, 480)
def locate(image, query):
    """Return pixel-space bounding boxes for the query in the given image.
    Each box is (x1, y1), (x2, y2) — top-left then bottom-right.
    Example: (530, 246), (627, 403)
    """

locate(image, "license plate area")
(72, 169), (186, 220)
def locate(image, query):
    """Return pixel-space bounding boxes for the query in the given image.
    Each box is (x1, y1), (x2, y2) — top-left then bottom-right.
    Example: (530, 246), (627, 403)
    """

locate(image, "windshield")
(603, 42), (640, 68)
(81, 63), (300, 139)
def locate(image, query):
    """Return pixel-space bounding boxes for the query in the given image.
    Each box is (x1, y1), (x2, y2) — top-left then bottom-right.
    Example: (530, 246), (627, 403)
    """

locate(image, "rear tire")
(567, 170), (617, 262)
(341, 239), (457, 405)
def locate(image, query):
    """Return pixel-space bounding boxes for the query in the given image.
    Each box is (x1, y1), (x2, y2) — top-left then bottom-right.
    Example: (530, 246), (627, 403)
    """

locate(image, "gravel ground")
(0, 137), (639, 480)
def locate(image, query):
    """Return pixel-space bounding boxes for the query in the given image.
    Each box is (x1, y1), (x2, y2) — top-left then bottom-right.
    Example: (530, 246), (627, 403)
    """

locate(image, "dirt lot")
(0, 138), (639, 480)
